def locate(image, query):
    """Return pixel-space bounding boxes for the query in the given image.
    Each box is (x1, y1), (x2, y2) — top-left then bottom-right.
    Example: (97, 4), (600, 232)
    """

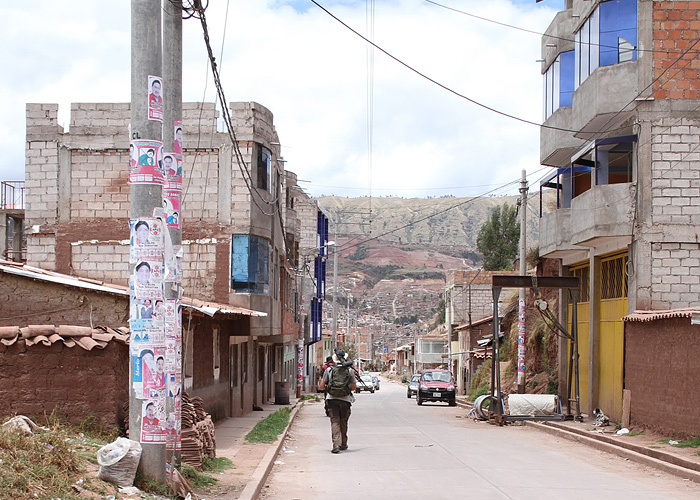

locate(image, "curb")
(237, 400), (305, 500)
(527, 421), (700, 485)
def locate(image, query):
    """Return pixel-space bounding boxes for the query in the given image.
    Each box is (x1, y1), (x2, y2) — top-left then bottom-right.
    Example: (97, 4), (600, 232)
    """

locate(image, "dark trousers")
(326, 399), (351, 449)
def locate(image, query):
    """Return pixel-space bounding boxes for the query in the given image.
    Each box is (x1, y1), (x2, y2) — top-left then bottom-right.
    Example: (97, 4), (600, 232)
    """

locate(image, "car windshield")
(423, 372), (451, 383)
(411, 375), (420, 382)
(361, 375), (373, 382)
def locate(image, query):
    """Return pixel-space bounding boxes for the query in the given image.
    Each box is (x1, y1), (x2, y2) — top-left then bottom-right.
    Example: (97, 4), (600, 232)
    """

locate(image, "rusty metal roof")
(623, 308), (700, 323)
(0, 259), (266, 318)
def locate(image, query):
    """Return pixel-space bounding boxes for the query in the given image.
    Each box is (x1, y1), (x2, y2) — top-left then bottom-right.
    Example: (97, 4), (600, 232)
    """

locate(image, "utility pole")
(331, 228), (338, 349)
(130, 0), (165, 483)
(163, 0), (183, 468)
(297, 256), (307, 398)
(517, 169), (528, 394)
(446, 287), (453, 375)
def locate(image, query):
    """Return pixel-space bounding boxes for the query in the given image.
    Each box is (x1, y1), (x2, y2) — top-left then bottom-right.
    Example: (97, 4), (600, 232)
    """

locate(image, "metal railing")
(1, 181), (25, 210)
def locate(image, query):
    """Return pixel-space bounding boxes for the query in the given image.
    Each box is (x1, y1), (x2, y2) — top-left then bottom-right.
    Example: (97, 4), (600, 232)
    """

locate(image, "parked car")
(356, 374), (375, 393)
(416, 369), (456, 406)
(372, 376), (380, 391)
(406, 373), (421, 398)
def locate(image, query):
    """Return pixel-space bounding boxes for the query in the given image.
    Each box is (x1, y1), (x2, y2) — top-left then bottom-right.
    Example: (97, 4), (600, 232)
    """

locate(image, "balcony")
(540, 182), (634, 263)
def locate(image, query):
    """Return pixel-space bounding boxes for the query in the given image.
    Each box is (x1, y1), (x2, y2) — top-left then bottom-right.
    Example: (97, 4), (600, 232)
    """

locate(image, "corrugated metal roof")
(0, 260), (266, 317)
(623, 308), (700, 323)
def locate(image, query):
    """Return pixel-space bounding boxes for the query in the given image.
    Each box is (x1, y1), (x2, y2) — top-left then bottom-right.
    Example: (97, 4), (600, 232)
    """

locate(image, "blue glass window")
(257, 145), (271, 191)
(231, 234), (270, 294)
(560, 51), (575, 107)
(599, 0), (637, 66)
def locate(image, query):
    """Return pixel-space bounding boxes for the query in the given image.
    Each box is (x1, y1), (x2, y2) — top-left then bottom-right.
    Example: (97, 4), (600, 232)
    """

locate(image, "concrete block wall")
(650, 242), (700, 308)
(71, 150), (130, 219)
(652, 3), (700, 100)
(651, 119), (700, 225)
(71, 242), (130, 284)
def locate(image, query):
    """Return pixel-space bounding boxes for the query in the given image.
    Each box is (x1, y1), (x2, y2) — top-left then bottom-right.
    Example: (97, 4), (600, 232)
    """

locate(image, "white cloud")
(0, 0), (561, 199)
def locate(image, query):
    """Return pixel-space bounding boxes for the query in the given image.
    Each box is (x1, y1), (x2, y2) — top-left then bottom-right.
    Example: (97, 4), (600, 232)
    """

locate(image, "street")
(260, 376), (700, 499)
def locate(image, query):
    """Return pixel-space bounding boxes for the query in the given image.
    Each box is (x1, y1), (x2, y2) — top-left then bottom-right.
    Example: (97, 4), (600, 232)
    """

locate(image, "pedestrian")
(319, 349), (356, 454)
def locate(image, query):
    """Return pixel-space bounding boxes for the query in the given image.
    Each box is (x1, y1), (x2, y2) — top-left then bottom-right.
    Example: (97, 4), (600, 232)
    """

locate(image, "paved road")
(260, 377), (700, 499)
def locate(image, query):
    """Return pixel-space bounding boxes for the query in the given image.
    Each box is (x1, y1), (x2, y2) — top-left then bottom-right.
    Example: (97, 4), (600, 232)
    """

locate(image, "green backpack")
(328, 365), (352, 397)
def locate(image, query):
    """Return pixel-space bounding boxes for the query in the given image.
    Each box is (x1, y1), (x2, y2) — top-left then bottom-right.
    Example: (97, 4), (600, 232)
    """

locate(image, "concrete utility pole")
(331, 231), (338, 349)
(163, 0), (183, 467)
(517, 169), (528, 394)
(446, 287), (453, 375)
(130, 0), (165, 483)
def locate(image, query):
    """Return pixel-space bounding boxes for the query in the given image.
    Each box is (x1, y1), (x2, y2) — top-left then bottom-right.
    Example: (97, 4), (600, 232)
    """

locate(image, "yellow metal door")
(568, 264), (590, 412)
(596, 253), (628, 421)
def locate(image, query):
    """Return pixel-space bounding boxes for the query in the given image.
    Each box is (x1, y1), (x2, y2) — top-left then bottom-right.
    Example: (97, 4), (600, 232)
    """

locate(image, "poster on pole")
(141, 399), (166, 443)
(130, 217), (164, 263)
(174, 119), (183, 154)
(129, 139), (164, 185)
(148, 75), (163, 122)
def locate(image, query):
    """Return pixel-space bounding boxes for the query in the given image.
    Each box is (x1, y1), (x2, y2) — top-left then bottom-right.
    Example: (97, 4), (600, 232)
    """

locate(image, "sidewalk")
(207, 395), (305, 500)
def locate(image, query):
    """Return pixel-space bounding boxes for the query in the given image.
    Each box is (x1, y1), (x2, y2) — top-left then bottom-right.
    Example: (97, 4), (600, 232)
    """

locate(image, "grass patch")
(300, 394), (321, 402)
(245, 408), (291, 444)
(671, 436), (700, 448)
(649, 446), (661, 449)
(179, 456), (233, 491)
(624, 431), (645, 437)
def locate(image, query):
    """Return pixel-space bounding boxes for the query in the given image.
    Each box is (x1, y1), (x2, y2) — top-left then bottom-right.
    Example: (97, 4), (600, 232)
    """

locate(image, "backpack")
(327, 365), (352, 397)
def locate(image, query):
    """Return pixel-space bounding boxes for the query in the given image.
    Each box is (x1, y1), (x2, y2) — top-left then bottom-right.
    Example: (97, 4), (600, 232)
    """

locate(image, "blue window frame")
(231, 234), (270, 294)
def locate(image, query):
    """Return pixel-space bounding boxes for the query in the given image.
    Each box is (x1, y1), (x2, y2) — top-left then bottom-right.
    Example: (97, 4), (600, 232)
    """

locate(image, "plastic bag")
(97, 438), (142, 487)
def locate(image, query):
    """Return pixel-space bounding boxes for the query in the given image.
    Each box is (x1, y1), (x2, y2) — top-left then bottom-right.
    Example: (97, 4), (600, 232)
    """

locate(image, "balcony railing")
(1, 181), (25, 210)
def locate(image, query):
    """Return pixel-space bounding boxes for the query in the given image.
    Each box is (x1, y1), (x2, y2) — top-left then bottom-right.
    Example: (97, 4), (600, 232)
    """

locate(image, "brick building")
(538, 0), (700, 434)
(18, 99), (306, 417)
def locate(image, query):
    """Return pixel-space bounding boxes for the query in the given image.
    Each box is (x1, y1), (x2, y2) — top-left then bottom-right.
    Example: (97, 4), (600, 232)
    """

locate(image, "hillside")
(314, 194), (546, 349)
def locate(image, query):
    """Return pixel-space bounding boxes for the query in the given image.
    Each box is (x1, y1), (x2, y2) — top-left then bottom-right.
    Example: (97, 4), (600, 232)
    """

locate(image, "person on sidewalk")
(319, 349), (357, 454)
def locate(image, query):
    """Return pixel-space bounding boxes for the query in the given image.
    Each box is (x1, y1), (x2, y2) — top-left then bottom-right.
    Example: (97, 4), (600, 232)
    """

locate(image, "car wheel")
(407, 391), (411, 399)
(416, 395), (422, 406)
(371, 389), (375, 393)
(355, 389), (360, 394)
(449, 399), (456, 407)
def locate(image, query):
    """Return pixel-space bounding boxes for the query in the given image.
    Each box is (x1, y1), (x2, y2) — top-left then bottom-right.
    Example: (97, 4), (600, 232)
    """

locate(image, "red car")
(416, 369), (456, 406)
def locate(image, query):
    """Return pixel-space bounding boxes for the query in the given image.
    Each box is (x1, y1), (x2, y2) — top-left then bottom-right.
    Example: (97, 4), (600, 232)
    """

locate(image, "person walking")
(319, 349), (357, 454)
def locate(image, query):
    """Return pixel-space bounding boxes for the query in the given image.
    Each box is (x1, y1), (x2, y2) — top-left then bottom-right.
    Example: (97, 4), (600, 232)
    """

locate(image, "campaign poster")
(130, 217), (164, 263)
(141, 399), (166, 443)
(164, 299), (180, 338)
(133, 259), (163, 300)
(174, 119), (182, 154)
(129, 139), (164, 185)
(163, 190), (181, 230)
(148, 75), (164, 122)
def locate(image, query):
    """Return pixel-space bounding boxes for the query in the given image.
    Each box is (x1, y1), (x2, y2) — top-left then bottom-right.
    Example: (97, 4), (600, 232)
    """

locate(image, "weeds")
(245, 408), (291, 443)
(0, 416), (118, 499)
(671, 436), (700, 448)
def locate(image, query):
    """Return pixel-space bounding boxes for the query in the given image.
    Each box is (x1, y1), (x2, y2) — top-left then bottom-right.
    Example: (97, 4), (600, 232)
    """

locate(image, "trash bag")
(97, 437), (142, 488)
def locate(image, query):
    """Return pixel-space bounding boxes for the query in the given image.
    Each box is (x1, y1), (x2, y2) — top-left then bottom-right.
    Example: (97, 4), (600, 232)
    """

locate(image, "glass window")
(576, 0), (636, 88)
(231, 234), (270, 294)
(543, 50), (574, 120)
(600, 0), (637, 66)
(257, 145), (271, 192)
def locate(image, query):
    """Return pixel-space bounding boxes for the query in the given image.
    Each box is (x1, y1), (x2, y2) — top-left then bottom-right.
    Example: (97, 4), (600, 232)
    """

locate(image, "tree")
(476, 202), (520, 270)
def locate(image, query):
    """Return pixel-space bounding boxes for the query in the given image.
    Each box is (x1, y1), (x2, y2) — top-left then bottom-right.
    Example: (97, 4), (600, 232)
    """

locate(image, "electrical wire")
(309, 0), (586, 135)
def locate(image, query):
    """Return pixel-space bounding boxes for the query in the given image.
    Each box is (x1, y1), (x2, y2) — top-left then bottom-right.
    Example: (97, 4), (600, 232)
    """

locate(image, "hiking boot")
(339, 445), (348, 450)
(331, 447), (340, 454)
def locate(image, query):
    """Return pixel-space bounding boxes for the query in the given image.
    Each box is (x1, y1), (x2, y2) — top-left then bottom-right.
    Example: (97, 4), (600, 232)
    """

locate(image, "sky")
(1, 0), (564, 199)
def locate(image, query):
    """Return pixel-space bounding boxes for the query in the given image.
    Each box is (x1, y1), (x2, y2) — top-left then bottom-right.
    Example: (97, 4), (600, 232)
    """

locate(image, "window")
(575, 0), (636, 88)
(231, 235), (270, 294)
(257, 145), (271, 192)
(543, 51), (574, 120)
(213, 327), (220, 381)
(599, 0), (637, 66)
